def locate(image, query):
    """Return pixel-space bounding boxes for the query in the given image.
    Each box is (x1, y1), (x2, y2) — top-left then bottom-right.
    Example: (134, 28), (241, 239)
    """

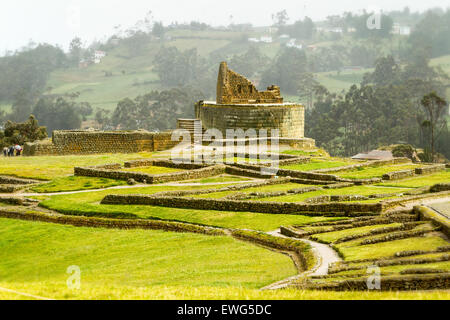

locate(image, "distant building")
(352, 150), (393, 161)
(392, 23), (411, 36)
(248, 37), (260, 43)
(260, 36), (272, 43)
(286, 39), (303, 50)
(94, 50), (107, 64)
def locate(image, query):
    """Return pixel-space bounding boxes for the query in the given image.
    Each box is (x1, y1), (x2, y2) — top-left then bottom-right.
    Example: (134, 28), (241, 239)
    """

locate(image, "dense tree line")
(306, 55), (450, 160)
(102, 87), (205, 131)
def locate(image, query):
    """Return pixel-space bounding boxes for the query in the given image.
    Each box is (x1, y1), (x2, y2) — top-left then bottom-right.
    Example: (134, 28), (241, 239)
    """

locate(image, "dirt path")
(262, 229), (342, 290)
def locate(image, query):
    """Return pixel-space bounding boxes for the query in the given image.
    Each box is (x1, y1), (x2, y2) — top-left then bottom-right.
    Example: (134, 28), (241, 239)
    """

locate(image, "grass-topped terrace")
(190, 183), (314, 199)
(334, 164), (422, 180)
(336, 236), (449, 261)
(30, 176), (128, 193)
(0, 153), (156, 180)
(377, 169), (450, 188)
(38, 184), (341, 231)
(280, 158), (357, 172)
(121, 166), (185, 174)
(256, 185), (410, 203)
(0, 218), (296, 299)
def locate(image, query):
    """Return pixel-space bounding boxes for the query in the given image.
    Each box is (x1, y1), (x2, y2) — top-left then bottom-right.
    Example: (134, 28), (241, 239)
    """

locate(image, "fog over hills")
(1, 0), (449, 52)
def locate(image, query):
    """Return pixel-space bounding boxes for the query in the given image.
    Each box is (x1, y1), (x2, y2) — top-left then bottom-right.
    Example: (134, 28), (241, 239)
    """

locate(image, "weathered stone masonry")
(23, 130), (179, 156)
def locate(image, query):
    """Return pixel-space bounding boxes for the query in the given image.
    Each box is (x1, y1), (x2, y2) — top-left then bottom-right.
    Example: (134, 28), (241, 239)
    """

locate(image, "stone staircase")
(177, 119), (204, 144)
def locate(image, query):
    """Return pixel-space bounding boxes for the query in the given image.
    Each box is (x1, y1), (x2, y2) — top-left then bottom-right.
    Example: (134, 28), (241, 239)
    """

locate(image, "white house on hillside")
(94, 50), (107, 64)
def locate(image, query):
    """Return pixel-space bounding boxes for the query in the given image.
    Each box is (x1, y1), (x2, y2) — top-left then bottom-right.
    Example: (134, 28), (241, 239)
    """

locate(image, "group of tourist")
(2, 145), (22, 157)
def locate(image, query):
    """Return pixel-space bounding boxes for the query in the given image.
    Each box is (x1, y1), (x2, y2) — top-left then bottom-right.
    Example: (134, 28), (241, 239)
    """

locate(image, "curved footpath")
(262, 229), (342, 290)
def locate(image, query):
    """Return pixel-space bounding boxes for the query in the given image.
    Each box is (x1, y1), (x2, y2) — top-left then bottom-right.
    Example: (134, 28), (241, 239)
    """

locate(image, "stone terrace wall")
(101, 194), (383, 216)
(24, 130), (180, 156)
(75, 164), (226, 184)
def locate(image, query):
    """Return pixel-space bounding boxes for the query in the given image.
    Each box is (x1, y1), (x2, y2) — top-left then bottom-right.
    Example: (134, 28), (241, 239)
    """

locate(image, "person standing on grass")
(15, 144), (22, 156)
(8, 146), (14, 157)
(2, 147), (7, 157)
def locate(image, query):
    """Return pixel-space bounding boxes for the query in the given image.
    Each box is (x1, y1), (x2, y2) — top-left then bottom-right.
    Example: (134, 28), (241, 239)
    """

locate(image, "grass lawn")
(336, 236), (449, 261)
(179, 175), (251, 184)
(191, 183), (313, 199)
(280, 159), (356, 172)
(335, 164), (421, 179)
(0, 218), (296, 299)
(258, 185), (409, 203)
(310, 223), (401, 243)
(38, 185), (340, 231)
(377, 169), (450, 188)
(0, 153), (155, 180)
(281, 149), (328, 157)
(121, 166), (184, 174)
(30, 176), (127, 193)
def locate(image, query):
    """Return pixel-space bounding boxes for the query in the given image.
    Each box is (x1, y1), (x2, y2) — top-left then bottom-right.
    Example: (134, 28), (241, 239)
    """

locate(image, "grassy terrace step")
(335, 164), (422, 180)
(310, 223), (403, 243)
(256, 185), (410, 202)
(39, 185), (340, 231)
(280, 159), (357, 172)
(0, 153), (155, 180)
(377, 169), (450, 188)
(335, 236), (449, 261)
(30, 176), (128, 193)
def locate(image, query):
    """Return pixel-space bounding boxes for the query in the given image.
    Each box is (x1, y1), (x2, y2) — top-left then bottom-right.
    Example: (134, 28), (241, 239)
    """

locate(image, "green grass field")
(377, 169), (450, 188)
(258, 185), (409, 203)
(30, 176), (127, 193)
(335, 164), (421, 179)
(0, 218), (296, 299)
(0, 153), (155, 180)
(336, 236), (449, 261)
(122, 166), (184, 174)
(281, 158), (357, 171)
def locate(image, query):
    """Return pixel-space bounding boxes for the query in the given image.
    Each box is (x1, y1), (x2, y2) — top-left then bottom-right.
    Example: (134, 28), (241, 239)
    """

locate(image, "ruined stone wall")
(23, 130), (179, 156)
(197, 102), (305, 139)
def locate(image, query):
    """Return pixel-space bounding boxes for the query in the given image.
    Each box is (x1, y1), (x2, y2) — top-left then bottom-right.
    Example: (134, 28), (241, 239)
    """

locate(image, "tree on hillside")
(261, 48), (308, 94)
(419, 92), (448, 162)
(69, 37), (83, 66)
(228, 46), (269, 79)
(152, 22), (165, 39)
(1, 115), (47, 147)
(32, 97), (82, 133)
(9, 89), (34, 122)
(272, 10), (289, 27)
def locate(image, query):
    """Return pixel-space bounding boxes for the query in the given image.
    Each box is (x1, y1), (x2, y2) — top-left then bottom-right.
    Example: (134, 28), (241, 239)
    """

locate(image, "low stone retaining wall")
(231, 229), (315, 271)
(381, 190), (450, 211)
(24, 130), (180, 156)
(100, 194), (383, 216)
(382, 169), (415, 181)
(328, 254), (450, 274)
(75, 164), (226, 184)
(0, 185), (26, 193)
(0, 175), (40, 185)
(415, 205), (450, 237)
(312, 158), (411, 174)
(415, 164), (446, 175)
(0, 209), (226, 236)
(430, 183), (450, 193)
(306, 273), (450, 291)
(124, 159), (208, 170)
(224, 166), (274, 179)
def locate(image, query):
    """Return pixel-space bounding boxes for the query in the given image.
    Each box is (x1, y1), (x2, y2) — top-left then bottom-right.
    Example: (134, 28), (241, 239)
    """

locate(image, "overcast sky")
(0, 0), (449, 53)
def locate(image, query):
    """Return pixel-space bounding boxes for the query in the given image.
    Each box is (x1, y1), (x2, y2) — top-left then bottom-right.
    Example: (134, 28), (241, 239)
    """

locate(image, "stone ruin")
(216, 62), (283, 104)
